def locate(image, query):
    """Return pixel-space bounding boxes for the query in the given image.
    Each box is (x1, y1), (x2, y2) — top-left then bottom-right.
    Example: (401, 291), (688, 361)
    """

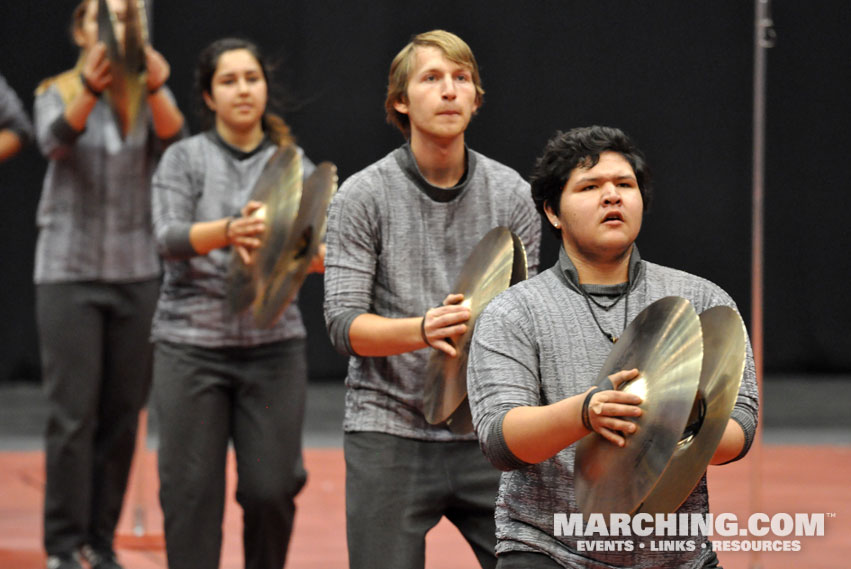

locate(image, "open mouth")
(602, 212), (624, 223)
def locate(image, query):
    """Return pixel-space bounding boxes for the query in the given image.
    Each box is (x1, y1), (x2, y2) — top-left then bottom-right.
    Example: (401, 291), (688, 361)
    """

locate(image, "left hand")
(145, 45), (170, 94)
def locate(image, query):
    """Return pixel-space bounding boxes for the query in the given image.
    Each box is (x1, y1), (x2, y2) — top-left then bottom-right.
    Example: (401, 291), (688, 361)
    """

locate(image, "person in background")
(466, 125), (759, 568)
(323, 29), (540, 569)
(151, 37), (320, 569)
(33, 0), (184, 567)
(0, 72), (34, 162)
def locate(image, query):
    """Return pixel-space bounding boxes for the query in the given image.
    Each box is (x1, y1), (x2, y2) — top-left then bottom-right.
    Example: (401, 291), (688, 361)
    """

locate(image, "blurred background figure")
(0, 72), (34, 162)
(150, 37), (319, 569)
(32, 0), (184, 568)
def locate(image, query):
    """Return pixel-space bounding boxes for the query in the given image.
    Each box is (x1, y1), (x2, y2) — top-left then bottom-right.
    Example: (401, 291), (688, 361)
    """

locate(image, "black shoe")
(45, 553), (83, 569)
(81, 546), (124, 569)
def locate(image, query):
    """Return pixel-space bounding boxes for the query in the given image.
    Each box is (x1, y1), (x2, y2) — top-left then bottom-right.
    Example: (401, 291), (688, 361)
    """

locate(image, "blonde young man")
(324, 30), (540, 569)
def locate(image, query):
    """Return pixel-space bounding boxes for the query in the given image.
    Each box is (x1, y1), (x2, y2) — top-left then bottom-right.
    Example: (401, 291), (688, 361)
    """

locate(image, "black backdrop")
(1, 1), (849, 382)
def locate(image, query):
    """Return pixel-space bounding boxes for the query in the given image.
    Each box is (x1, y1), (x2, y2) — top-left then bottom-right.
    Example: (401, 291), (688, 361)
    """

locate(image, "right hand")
(228, 200), (267, 264)
(422, 293), (471, 357)
(585, 368), (644, 447)
(81, 42), (112, 95)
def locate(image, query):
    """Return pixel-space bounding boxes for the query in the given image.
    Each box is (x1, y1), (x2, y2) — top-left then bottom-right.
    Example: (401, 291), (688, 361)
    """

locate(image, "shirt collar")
(556, 244), (643, 294)
(393, 142), (477, 202)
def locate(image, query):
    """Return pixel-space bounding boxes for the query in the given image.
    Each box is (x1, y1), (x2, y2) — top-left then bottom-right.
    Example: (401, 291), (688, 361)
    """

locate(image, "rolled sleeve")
(151, 143), (198, 259)
(323, 180), (380, 356)
(467, 296), (541, 471)
(0, 74), (33, 146)
(34, 87), (81, 159)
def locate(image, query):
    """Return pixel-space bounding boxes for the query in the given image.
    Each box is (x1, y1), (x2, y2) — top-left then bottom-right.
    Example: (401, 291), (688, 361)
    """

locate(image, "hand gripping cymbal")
(422, 227), (527, 434)
(98, 0), (149, 137)
(226, 145), (302, 317)
(574, 296), (704, 517)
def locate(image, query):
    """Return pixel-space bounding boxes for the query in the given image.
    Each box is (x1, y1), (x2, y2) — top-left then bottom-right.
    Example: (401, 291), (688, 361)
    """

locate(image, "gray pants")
(153, 339), (308, 569)
(344, 431), (501, 569)
(496, 549), (722, 568)
(37, 280), (159, 556)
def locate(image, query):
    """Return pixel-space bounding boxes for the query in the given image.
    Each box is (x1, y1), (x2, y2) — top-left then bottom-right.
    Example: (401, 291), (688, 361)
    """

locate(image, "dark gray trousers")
(344, 431), (501, 569)
(496, 548), (722, 567)
(37, 280), (159, 556)
(153, 339), (307, 569)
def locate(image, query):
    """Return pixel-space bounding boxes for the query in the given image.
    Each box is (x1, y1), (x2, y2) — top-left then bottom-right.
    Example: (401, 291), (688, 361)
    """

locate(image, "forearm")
(147, 89), (184, 140)
(502, 396), (587, 464)
(0, 130), (23, 162)
(189, 217), (231, 255)
(63, 88), (99, 132)
(348, 313), (427, 357)
(710, 418), (746, 465)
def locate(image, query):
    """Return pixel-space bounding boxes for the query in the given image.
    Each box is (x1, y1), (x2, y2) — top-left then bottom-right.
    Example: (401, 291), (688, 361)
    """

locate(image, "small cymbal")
(575, 296), (703, 517)
(226, 145), (302, 316)
(422, 227), (527, 432)
(635, 305), (746, 514)
(252, 162), (338, 328)
(98, 0), (148, 137)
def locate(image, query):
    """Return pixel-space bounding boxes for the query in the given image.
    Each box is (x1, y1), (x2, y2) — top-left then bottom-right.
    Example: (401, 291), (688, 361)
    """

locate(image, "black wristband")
(80, 74), (102, 97)
(420, 309), (432, 348)
(581, 387), (605, 432)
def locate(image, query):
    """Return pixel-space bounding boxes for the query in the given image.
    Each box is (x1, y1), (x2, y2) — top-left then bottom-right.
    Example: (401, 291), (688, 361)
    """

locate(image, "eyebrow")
(574, 173), (637, 185)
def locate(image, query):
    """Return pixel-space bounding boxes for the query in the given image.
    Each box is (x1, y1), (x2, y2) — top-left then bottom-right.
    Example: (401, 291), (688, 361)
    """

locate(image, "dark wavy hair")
(529, 126), (653, 239)
(195, 37), (293, 147)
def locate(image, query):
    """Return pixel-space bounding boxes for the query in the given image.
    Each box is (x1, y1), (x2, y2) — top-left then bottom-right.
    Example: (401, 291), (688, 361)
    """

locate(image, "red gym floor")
(1, 443), (848, 569)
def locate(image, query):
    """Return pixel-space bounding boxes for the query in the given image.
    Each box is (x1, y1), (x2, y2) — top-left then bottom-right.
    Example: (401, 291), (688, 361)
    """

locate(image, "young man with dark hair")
(324, 29), (540, 569)
(467, 125), (759, 568)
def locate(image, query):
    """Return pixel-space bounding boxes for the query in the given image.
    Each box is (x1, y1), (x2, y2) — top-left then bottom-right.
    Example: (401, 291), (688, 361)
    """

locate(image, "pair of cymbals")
(422, 226), (528, 434)
(226, 146), (338, 328)
(98, 0), (149, 137)
(574, 296), (746, 517)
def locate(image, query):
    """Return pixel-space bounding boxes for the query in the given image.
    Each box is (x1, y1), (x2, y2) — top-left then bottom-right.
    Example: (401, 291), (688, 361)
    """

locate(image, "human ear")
(202, 91), (216, 113)
(544, 204), (561, 229)
(393, 95), (409, 116)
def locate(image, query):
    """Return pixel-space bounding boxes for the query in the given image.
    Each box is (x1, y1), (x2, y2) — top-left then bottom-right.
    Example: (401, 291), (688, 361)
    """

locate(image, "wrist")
(581, 387), (604, 432)
(420, 310), (432, 348)
(80, 74), (102, 97)
(224, 217), (234, 244)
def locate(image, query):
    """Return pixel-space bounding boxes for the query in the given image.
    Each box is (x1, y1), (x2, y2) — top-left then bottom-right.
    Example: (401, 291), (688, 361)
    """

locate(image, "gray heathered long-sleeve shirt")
(467, 246), (759, 568)
(33, 79), (182, 284)
(0, 72), (33, 147)
(151, 131), (314, 348)
(324, 143), (541, 441)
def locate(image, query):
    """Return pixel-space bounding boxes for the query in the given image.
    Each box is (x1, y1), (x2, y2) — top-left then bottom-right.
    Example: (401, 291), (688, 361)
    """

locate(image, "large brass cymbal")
(226, 145), (302, 316)
(422, 227), (528, 432)
(98, 0), (149, 137)
(636, 305), (746, 514)
(252, 162), (338, 328)
(575, 296), (703, 517)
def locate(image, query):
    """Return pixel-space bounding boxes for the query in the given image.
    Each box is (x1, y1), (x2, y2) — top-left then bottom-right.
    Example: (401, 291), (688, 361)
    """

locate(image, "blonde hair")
(384, 30), (484, 137)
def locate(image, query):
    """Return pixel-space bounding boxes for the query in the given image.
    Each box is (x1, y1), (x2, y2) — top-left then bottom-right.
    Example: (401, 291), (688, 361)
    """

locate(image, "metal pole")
(750, 1), (775, 568)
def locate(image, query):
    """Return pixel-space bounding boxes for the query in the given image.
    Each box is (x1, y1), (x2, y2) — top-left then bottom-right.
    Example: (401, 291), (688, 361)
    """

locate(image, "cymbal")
(98, 0), (149, 137)
(635, 305), (746, 514)
(226, 145), (302, 316)
(422, 227), (527, 433)
(575, 296), (703, 517)
(252, 161), (338, 328)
